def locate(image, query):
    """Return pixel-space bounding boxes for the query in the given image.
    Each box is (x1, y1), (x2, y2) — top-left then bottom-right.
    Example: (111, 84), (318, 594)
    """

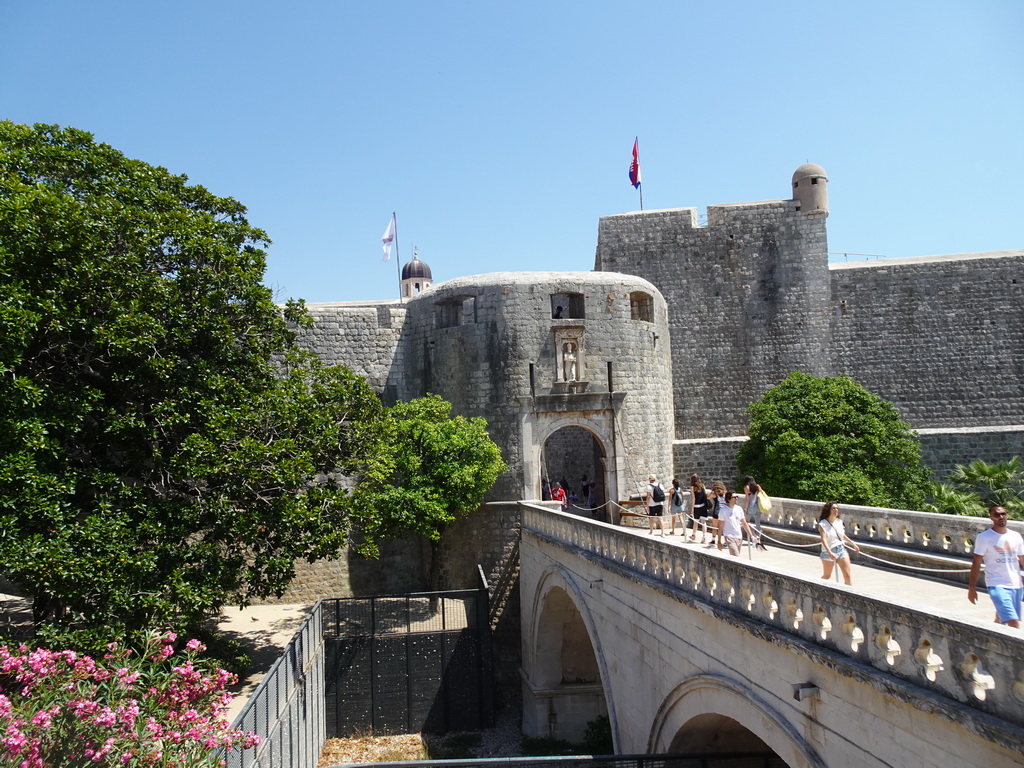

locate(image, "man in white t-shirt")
(968, 506), (1024, 628)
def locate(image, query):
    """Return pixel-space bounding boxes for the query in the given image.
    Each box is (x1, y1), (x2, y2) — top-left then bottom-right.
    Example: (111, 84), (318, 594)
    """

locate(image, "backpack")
(672, 489), (683, 508)
(651, 483), (665, 503)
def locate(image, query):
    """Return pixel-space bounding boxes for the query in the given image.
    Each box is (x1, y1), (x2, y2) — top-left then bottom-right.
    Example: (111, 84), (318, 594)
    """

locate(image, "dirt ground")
(318, 705), (525, 766)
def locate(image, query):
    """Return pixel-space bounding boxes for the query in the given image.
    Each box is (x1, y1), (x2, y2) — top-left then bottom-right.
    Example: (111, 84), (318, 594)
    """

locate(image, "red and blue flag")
(629, 138), (641, 189)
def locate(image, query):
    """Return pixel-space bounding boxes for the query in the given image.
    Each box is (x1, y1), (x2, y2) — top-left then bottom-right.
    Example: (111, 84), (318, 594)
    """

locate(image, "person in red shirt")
(550, 482), (568, 511)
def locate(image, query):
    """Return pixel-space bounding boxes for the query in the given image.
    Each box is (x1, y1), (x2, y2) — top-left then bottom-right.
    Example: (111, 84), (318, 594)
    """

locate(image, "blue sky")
(2, 1), (1021, 303)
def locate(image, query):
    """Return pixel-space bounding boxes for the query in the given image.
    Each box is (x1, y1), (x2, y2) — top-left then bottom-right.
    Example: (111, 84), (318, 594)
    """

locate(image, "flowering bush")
(0, 632), (260, 767)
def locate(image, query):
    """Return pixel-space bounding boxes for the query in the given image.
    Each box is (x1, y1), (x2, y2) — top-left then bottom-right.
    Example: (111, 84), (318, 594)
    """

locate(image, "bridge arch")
(521, 565), (621, 749)
(649, 675), (825, 768)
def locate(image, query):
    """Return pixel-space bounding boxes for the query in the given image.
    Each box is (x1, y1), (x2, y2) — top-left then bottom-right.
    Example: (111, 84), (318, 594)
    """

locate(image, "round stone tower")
(792, 163), (829, 216)
(397, 272), (674, 505)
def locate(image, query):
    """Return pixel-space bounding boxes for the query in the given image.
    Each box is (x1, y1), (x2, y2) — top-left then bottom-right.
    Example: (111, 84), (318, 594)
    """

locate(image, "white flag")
(381, 215), (396, 263)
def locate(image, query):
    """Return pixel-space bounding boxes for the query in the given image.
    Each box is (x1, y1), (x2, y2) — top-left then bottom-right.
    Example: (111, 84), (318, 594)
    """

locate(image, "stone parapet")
(761, 497), (1022, 559)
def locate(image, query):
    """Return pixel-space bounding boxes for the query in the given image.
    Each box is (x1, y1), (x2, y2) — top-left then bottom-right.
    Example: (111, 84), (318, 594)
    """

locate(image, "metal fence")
(222, 585), (494, 767)
(323, 586), (494, 737)
(225, 600), (327, 768)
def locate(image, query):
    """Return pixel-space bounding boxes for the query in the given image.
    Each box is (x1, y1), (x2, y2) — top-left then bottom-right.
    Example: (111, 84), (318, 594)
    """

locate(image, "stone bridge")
(518, 502), (1024, 768)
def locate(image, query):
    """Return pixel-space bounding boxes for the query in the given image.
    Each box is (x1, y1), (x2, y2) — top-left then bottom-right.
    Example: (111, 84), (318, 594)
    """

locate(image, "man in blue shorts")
(968, 506), (1024, 628)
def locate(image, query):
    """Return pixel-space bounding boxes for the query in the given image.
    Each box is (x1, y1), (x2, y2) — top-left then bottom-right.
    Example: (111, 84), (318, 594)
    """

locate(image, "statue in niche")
(562, 341), (578, 381)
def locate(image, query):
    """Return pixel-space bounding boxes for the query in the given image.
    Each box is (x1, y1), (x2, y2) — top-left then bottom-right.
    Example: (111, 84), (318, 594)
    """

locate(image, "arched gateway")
(528, 412), (618, 513)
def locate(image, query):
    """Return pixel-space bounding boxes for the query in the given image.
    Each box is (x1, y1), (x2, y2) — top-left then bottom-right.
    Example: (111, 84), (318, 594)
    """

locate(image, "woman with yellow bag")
(743, 475), (771, 551)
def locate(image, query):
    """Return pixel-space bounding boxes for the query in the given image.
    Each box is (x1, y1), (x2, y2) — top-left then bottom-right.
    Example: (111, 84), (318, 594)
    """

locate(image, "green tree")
(921, 482), (985, 517)
(925, 458), (1024, 519)
(736, 372), (929, 509)
(0, 122), (387, 644)
(365, 394), (506, 589)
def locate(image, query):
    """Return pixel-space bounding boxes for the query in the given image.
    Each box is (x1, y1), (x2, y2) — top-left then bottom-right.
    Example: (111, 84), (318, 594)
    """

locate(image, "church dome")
(402, 254), (432, 280)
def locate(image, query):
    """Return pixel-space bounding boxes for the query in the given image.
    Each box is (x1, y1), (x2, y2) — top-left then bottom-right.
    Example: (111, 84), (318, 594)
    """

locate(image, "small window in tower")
(438, 296), (475, 328)
(551, 292), (585, 319)
(811, 177), (818, 185)
(630, 291), (654, 322)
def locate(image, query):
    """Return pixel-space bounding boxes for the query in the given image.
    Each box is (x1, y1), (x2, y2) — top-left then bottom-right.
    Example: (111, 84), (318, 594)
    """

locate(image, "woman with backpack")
(668, 478), (686, 534)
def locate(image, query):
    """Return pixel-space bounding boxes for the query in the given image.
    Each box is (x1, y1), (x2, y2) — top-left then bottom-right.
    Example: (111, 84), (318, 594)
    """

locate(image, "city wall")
(595, 196), (1024, 482)
(829, 251), (1024, 429)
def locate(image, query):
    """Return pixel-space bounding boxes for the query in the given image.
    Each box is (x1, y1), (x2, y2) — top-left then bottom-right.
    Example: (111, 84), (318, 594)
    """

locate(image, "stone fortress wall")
(595, 199), (832, 439)
(389, 272), (674, 502)
(278, 166), (1023, 601)
(595, 168), (1024, 483)
(281, 272), (674, 598)
(830, 251), (1024, 476)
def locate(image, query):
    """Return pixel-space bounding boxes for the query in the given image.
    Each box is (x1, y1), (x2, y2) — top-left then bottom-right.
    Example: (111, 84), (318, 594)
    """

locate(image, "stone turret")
(792, 163), (829, 216)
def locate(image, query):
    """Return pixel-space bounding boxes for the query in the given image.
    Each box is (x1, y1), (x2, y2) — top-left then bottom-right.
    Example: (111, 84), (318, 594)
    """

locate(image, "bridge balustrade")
(524, 503), (1024, 731)
(760, 497), (1023, 557)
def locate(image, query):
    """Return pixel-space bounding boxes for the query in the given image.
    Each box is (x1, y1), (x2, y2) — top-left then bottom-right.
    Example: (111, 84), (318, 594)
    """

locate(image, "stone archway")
(649, 675), (824, 768)
(520, 401), (625, 509)
(522, 567), (618, 749)
(541, 425), (607, 519)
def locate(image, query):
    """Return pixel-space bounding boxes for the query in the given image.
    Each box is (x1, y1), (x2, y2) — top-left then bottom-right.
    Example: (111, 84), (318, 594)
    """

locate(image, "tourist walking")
(743, 476), (768, 550)
(818, 501), (860, 585)
(968, 505), (1024, 628)
(720, 491), (755, 556)
(550, 482), (567, 511)
(668, 478), (685, 534)
(689, 474), (711, 543)
(646, 474), (668, 536)
(709, 480), (726, 549)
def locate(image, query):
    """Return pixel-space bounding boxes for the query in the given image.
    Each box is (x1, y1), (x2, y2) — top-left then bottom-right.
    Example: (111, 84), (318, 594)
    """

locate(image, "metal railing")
(325, 753), (786, 768)
(224, 582), (495, 767)
(225, 600), (326, 768)
(323, 586), (494, 737)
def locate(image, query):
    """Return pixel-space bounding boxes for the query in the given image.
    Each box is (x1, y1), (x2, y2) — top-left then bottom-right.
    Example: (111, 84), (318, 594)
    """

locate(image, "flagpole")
(639, 184), (644, 211)
(392, 211), (403, 302)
